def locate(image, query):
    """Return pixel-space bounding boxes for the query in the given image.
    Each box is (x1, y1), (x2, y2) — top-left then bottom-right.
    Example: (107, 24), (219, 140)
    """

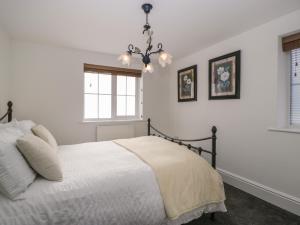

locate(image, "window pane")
(117, 76), (126, 95)
(99, 95), (111, 118)
(127, 77), (136, 95)
(99, 74), (111, 94)
(127, 96), (136, 116)
(84, 94), (98, 119)
(291, 85), (300, 125)
(291, 48), (300, 125)
(117, 96), (126, 116)
(84, 73), (98, 93)
(291, 50), (300, 84)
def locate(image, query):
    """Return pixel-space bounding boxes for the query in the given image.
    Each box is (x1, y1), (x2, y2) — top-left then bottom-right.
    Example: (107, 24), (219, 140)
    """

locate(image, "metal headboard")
(0, 101), (13, 122)
(147, 118), (217, 169)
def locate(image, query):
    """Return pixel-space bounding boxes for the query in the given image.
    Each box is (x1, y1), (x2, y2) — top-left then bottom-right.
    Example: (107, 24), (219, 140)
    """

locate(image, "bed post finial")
(147, 118), (151, 136)
(211, 126), (217, 169)
(7, 101), (13, 122)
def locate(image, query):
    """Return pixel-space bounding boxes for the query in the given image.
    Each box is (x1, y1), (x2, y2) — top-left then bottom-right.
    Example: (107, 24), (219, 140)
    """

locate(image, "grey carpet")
(185, 183), (300, 225)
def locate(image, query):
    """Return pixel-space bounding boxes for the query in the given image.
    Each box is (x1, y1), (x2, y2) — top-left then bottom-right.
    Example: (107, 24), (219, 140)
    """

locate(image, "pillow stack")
(17, 125), (62, 181)
(31, 125), (58, 149)
(0, 120), (37, 200)
(17, 133), (62, 181)
(0, 121), (62, 200)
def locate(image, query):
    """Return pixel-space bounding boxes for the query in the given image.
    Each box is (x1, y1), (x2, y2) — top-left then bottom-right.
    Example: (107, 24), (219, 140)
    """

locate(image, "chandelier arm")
(127, 44), (145, 57)
(128, 44), (134, 50)
(148, 43), (164, 56)
(157, 43), (163, 50)
(148, 49), (163, 56)
(132, 52), (145, 58)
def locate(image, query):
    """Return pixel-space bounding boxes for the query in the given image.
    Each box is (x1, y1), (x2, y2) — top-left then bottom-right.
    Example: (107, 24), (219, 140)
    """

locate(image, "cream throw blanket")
(113, 136), (226, 220)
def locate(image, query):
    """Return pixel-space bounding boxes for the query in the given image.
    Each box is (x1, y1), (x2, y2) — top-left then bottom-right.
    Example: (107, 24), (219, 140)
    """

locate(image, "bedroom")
(0, 0), (300, 224)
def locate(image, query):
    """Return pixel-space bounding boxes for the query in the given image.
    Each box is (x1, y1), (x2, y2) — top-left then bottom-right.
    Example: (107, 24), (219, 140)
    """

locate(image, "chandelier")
(118, 3), (172, 73)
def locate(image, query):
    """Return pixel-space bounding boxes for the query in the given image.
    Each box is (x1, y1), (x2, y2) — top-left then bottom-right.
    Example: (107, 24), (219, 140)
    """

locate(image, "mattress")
(0, 141), (225, 225)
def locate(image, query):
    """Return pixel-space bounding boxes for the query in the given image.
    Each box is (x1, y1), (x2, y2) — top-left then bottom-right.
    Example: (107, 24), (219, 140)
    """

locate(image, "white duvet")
(0, 141), (225, 225)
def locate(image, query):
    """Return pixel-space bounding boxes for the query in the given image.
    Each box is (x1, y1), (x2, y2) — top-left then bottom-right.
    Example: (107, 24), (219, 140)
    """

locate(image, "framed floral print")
(209, 50), (241, 100)
(178, 65), (197, 102)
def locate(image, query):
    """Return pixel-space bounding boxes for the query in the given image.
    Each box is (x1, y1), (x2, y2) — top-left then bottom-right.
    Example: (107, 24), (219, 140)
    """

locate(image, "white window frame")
(269, 43), (300, 134)
(83, 72), (143, 122)
(289, 48), (300, 129)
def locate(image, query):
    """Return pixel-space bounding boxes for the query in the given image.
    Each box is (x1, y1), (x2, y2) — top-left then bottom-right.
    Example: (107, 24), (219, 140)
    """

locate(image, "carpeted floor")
(185, 183), (300, 225)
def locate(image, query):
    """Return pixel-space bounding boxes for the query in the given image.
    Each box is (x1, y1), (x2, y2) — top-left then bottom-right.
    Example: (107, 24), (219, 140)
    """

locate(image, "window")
(83, 64), (142, 121)
(290, 48), (300, 126)
(116, 76), (137, 116)
(281, 32), (300, 129)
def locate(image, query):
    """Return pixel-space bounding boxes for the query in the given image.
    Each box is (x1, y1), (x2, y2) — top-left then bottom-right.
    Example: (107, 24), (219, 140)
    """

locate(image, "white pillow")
(0, 120), (36, 134)
(0, 119), (18, 129)
(17, 120), (36, 134)
(0, 127), (36, 200)
(32, 125), (58, 149)
(17, 135), (63, 181)
(0, 126), (24, 143)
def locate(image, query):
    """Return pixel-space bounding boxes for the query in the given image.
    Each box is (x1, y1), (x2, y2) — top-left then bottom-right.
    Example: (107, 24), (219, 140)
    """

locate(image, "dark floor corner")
(185, 183), (300, 225)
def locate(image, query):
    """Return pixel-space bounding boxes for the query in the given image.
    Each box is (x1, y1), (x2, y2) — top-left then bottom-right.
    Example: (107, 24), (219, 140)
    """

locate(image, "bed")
(0, 101), (226, 225)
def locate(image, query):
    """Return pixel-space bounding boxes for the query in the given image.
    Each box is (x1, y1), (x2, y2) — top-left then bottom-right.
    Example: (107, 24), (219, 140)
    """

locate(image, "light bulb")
(118, 52), (131, 66)
(158, 51), (172, 67)
(160, 52), (168, 61)
(143, 63), (154, 73)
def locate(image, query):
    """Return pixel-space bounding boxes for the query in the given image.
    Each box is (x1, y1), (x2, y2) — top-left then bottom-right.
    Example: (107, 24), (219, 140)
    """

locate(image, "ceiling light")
(142, 63), (154, 73)
(118, 3), (172, 73)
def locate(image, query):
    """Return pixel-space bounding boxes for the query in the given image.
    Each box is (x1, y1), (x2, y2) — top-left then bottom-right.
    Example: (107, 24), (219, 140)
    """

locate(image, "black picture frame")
(209, 50), (241, 100)
(178, 65), (197, 102)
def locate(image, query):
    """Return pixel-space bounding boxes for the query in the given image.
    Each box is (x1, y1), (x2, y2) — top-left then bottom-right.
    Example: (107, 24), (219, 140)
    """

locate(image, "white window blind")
(290, 48), (300, 126)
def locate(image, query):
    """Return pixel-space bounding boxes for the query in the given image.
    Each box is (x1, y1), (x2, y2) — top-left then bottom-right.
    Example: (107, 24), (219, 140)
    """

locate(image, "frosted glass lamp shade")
(158, 51), (172, 67)
(142, 63), (154, 73)
(118, 52), (132, 66)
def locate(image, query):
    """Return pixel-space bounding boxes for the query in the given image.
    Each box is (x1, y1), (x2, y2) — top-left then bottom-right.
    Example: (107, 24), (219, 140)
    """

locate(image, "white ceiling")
(0, 0), (300, 58)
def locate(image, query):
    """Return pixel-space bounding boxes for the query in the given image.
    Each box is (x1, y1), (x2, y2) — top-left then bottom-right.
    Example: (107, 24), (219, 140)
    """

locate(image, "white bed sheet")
(0, 141), (225, 225)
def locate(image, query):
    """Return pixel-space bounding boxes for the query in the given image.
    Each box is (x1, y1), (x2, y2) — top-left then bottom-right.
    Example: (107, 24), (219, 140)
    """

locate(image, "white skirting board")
(218, 168), (300, 216)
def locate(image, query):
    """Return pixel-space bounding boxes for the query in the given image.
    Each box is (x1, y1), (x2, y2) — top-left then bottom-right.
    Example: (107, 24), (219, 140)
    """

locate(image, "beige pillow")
(32, 125), (58, 149)
(16, 134), (63, 181)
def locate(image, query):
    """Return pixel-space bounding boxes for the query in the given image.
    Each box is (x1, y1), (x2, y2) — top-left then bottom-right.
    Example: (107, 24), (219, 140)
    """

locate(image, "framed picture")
(209, 50), (241, 100)
(178, 65), (197, 102)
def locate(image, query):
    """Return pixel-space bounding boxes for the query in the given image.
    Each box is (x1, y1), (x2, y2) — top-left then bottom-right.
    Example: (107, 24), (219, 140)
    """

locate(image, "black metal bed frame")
(0, 102), (218, 170)
(0, 102), (217, 221)
(148, 118), (218, 221)
(0, 104), (218, 170)
(0, 101), (13, 123)
(147, 118), (217, 169)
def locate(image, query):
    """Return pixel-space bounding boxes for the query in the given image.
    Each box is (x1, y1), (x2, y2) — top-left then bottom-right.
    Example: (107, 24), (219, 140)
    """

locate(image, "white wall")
(0, 25), (11, 116)
(11, 41), (170, 144)
(167, 10), (300, 213)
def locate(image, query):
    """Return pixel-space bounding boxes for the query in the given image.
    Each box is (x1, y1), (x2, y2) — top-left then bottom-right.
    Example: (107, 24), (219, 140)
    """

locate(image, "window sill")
(81, 119), (146, 125)
(268, 127), (300, 134)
